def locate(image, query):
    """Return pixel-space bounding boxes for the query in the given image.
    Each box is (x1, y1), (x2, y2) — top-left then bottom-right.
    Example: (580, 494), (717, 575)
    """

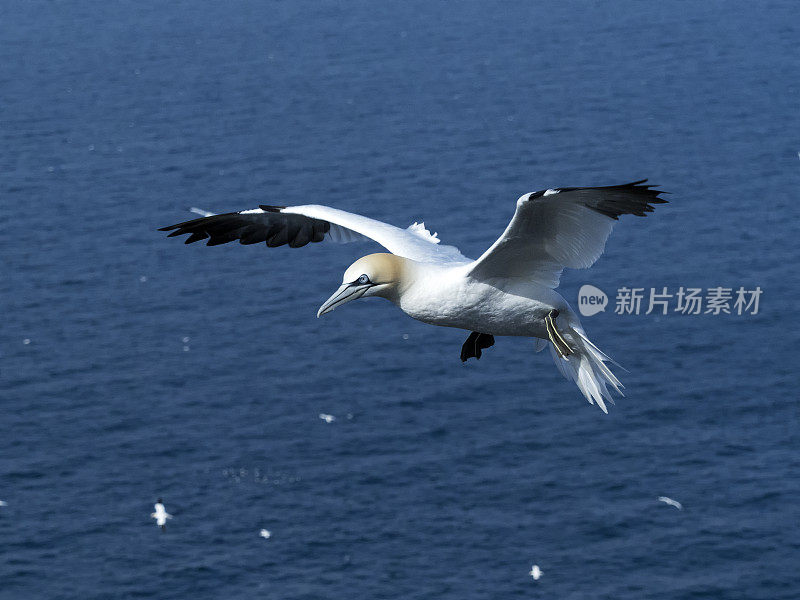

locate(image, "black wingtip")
(571, 180), (669, 219)
(158, 209), (332, 249)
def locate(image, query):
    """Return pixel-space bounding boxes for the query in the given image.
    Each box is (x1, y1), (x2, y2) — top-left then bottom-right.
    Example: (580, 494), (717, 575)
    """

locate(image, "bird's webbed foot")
(460, 332), (495, 362)
(545, 309), (574, 358)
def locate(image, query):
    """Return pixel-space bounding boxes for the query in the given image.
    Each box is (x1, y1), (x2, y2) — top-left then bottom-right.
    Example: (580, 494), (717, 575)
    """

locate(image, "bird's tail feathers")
(548, 328), (624, 413)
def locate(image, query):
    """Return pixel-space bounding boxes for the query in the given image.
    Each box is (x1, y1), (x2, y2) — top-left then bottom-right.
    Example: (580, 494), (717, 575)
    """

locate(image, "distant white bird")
(0, 500), (7, 507)
(259, 529), (271, 539)
(161, 181), (667, 412)
(319, 413), (336, 423)
(658, 496), (683, 510)
(151, 498), (172, 530)
(529, 564), (542, 580)
(190, 207), (215, 217)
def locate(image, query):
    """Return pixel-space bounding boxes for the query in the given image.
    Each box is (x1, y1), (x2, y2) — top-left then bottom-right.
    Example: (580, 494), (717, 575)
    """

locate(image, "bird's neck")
(371, 256), (424, 304)
(381, 260), (447, 306)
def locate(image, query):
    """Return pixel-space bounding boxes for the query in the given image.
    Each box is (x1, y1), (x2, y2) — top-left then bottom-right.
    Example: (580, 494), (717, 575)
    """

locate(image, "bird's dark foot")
(460, 332), (495, 362)
(545, 309), (573, 358)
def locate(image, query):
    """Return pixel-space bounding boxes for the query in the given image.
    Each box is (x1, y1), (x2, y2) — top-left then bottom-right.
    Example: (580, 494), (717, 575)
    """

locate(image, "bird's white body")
(151, 501), (172, 529)
(161, 180), (666, 413)
(396, 262), (573, 338)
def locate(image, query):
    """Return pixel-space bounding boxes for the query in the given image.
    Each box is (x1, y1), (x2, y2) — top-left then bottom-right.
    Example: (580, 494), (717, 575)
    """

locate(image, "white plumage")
(161, 180), (666, 412)
(658, 496), (683, 510)
(150, 498), (172, 530)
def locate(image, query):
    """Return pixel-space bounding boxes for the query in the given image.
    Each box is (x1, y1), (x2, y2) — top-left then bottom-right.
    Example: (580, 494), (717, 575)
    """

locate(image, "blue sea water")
(2, 1), (799, 598)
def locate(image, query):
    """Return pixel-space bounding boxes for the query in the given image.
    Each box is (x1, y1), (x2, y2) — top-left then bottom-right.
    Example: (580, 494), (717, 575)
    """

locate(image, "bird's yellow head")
(317, 253), (411, 317)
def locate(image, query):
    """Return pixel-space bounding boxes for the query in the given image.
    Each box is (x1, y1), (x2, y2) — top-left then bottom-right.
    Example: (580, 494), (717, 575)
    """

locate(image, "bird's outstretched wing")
(159, 204), (468, 265)
(468, 180), (667, 287)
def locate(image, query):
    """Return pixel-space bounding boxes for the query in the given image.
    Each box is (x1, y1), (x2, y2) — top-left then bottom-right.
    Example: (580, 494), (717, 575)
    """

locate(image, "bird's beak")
(317, 283), (371, 317)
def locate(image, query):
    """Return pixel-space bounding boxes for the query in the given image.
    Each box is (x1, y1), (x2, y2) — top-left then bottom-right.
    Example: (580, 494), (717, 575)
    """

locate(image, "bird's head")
(317, 253), (410, 317)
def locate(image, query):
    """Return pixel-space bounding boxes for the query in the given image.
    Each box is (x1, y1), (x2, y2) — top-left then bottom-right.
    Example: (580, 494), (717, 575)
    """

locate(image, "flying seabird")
(529, 564), (542, 580)
(658, 496), (683, 510)
(160, 180), (667, 412)
(260, 528), (271, 539)
(151, 498), (172, 531)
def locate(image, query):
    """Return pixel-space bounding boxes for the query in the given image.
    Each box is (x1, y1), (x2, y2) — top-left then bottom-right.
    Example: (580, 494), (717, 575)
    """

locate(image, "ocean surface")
(2, 2), (799, 598)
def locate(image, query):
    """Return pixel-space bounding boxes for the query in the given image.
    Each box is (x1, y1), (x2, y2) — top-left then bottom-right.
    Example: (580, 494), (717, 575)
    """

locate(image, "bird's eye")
(357, 274), (371, 285)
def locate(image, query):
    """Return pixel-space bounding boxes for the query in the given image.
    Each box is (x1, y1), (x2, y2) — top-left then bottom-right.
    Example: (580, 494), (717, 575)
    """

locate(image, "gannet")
(658, 496), (683, 510)
(160, 180), (667, 412)
(260, 528), (271, 539)
(151, 498), (172, 531)
(529, 565), (542, 580)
